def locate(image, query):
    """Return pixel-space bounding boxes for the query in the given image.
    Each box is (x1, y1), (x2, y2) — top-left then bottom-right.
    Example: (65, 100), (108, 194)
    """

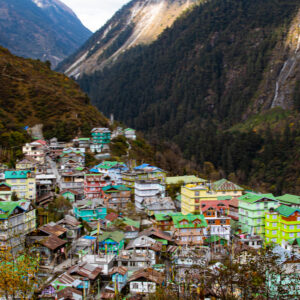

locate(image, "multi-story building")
(60, 148), (85, 166)
(73, 200), (107, 222)
(276, 194), (300, 208)
(90, 128), (111, 153)
(172, 214), (208, 246)
(0, 200), (36, 253)
(0, 182), (12, 201)
(16, 157), (39, 171)
(211, 179), (244, 197)
(134, 180), (165, 211)
(84, 173), (115, 199)
(239, 193), (278, 236)
(91, 161), (128, 185)
(265, 205), (300, 249)
(60, 172), (84, 194)
(122, 164), (166, 190)
(102, 184), (131, 209)
(22, 141), (47, 164)
(124, 128), (136, 140)
(5, 170), (36, 201)
(166, 175), (206, 187)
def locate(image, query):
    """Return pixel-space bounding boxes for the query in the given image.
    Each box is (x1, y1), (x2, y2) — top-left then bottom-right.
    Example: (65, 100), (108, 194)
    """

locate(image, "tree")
(0, 250), (39, 300)
(11, 191), (18, 202)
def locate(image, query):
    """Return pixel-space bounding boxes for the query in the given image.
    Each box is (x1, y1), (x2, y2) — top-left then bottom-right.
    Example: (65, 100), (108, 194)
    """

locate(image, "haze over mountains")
(0, 0), (92, 67)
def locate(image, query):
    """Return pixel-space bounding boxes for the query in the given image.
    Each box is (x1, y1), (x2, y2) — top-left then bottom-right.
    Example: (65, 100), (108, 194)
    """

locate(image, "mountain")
(77, 0), (300, 194)
(57, 0), (198, 77)
(0, 0), (92, 67)
(0, 46), (108, 152)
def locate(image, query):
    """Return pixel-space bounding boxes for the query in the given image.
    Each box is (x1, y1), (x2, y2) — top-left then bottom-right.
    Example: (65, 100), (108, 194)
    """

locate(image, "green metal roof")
(166, 176), (206, 185)
(0, 201), (26, 219)
(275, 205), (300, 217)
(98, 231), (124, 243)
(277, 194), (300, 205)
(75, 167), (84, 171)
(172, 214), (207, 228)
(217, 195), (232, 201)
(154, 212), (182, 221)
(122, 217), (140, 228)
(238, 193), (277, 204)
(5, 170), (30, 179)
(78, 138), (90, 141)
(0, 182), (11, 188)
(95, 161), (125, 170)
(212, 179), (244, 191)
(288, 238), (300, 246)
(125, 128), (135, 132)
(102, 185), (131, 192)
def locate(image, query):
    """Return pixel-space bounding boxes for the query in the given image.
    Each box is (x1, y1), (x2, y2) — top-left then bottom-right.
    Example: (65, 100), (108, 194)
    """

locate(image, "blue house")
(73, 200), (107, 222)
(109, 266), (128, 291)
(98, 231), (125, 254)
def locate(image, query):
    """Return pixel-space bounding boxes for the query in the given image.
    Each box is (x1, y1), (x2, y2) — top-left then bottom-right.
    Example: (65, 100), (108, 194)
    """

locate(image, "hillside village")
(0, 126), (299, 299)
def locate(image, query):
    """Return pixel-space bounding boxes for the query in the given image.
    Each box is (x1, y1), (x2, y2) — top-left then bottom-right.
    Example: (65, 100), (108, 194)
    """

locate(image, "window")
(289, 233), (294, 238)
(298, 232), (300, 237)
(208, 220), (215, 224)
(284, 224), (287, 229)
(201, 204), (206, 208)
(257, 219), (262, 224)
(297, 225), (300, 230)
(132, 283), (139, 289)
(272, 215), (277, 219)
(272, 230), (277, 235)
(195, 191), (199, 196)
(290, 225), (294, 230)
(220, 219), (226, 225)
(266, 238), (269, 242)
(272, 238), (276, 242)
(272, 223), (276, 227)
(267, 222), (270, 226)
(256, 203), (260, 209)
(267, 230), (269, 234)
(195, 206), (200, 211)
(195, 199), (199, 203)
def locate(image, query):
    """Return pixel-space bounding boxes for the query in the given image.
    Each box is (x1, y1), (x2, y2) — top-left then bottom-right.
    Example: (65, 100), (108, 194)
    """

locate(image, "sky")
(62, 0), (129, 32)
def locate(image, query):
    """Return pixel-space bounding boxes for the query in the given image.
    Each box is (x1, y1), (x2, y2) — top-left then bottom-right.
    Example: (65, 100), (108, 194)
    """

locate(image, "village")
(0, 126), (299, 299)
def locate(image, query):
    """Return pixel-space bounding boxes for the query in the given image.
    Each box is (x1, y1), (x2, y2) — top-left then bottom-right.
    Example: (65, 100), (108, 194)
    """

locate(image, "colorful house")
(84, 173), (114, 199)
(124, 128), (136, 140)
(109, 266), (128, 292)
(172, 214), (208, 246)
(238, 193), (278, 236)
(102, 184), (131, 209)
(73, 201), (107, 222)
(90, 128), (111, 153)
(0, 183), (12, 201)
(0, 200), (36, 253)
(277, 194), (300, 208)
(60, 189), (79, 202)
(5, 170), (36, 201)
(265, 205), (300, 249)
(98, 231), (125, 253)
(91, 161), (128, 185)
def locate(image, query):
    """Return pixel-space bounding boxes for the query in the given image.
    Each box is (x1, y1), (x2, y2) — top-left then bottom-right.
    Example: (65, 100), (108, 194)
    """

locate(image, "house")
(37, 234), (67, 266)
(122, 164), (166, 190)
(124, 128), (136, 140)
(265, 205), (300, 249)
(127, 268), (165, 294)
(239, 193), (278, 236)
(172, 214), (208, 246)
(35, 173), (56, 197)
(277, 194), (300, 208)
(22, 141), (47, 164)
(141, 196), (176, 216)
(0, 182), (12, 201)
(134, 180), (165, 211)
(166, 175), (206, 187)
(57, 287), (82, 300)
(109, 266), (128, 291)
(211, 179), (244, 197)
(73, 200), (107, 222)
(102, 184), (131, 209)
(73, 137), (90, 149)
(90, 128), (111, 153)
(60, 148), (85, 166)
(70, 236), (97, 258)
(81, 254), (115, 275)
(137, 227), (173, 246)
(116, 249), (155, 271)
(68, 262), (102, 294)
(60, 171), (84, 194)
(122, 217), (140, 239)
(39, 223), (68, 238)
(181, 184), (231, 215)
(60, 189), (80, 202)
(233, 234), (263, 249)
(5, 170), (36, 200)
(98, 231), (125, 253)
(0, 200), (36, 253)
(228, 196), (239, 221)
(57, 215), (82, 240)
(126, 235), (163, 256)
(154, 212), (182, 231)
(91, 161), (128, 185)
(84, 173), (114, 200)
(16, 156), (39, 171)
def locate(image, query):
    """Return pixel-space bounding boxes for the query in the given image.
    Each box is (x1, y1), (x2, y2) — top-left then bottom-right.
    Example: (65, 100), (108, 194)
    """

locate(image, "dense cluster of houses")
(0, 126), (299, 299)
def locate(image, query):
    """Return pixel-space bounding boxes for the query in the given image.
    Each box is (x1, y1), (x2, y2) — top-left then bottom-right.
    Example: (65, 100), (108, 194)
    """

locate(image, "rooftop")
(277, 194), (300, 205)
(98, 231), (124, 243)
(238, 193), (277, 204)
(275, 205), (300, 217)
(5, 170), (31, 179)
(212, 179), (244, 191)
(172, 214), (207, 228)
(166, 175), (206, 185)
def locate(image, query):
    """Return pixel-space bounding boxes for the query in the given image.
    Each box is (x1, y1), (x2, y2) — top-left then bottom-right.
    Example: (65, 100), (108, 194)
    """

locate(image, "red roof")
(228, 196), (239, 208)
(36, 139), (47, 146)
(105, 212), (118, 222)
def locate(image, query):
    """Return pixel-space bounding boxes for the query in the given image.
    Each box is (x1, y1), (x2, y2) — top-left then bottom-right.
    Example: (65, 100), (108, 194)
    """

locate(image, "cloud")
(62, 0), (129, 32)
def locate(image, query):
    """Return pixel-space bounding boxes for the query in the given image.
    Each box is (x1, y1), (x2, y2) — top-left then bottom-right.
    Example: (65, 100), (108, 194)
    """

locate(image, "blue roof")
(83, 236), (97, 240)
(89, 168), (100, 173)
(134, 164), (163, 171)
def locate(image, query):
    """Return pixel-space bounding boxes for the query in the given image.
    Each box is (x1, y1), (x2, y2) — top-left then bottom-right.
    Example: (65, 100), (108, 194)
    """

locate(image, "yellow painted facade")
(5, 176), (36, 200)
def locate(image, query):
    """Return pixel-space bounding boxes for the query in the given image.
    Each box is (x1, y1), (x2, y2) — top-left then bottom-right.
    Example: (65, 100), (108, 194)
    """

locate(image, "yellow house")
(16, 157), (38, 171)
(181, 179), (244, 215)
(5, 170), (36, 201)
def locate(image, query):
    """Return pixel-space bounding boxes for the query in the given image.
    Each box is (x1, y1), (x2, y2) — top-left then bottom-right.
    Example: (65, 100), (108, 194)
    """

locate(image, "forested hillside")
(0, 46), (108, 155)
(78, 0), (300, 194)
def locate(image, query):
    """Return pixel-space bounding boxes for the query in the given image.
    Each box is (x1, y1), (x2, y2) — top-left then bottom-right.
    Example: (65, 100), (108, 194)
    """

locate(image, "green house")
(277, 194), (300, 207)
(60, 189), (78, 202)
(98, 231), (124, 253)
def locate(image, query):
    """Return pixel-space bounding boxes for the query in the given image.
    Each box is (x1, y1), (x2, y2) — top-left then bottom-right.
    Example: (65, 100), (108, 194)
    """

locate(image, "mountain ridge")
(0, 0), (92, 67)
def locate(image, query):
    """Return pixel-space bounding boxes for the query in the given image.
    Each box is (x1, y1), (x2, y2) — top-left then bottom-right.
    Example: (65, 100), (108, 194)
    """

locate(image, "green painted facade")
(238, 193), (278, 236)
